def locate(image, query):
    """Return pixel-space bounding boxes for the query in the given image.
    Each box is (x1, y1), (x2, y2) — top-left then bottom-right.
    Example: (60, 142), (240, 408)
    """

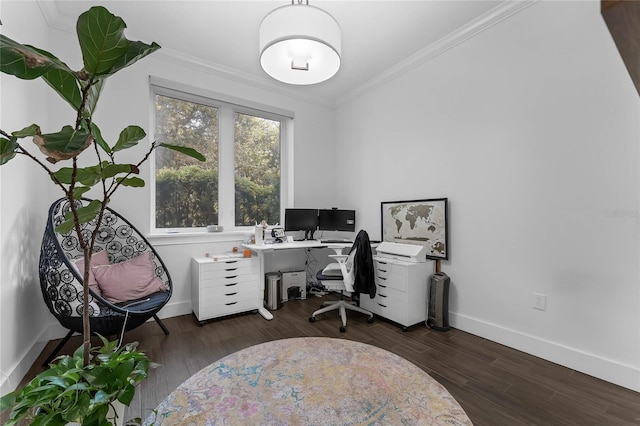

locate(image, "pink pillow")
(92, 252), (167, 303)
(75, 251), (110, 297)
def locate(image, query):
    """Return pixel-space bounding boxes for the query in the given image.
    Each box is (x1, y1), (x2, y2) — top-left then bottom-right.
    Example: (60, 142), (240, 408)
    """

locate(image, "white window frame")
(149, 76), (294, 234)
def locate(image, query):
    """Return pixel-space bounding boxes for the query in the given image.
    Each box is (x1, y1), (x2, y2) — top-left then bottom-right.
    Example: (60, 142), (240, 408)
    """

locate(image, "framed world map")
(381, 198), (448, 260)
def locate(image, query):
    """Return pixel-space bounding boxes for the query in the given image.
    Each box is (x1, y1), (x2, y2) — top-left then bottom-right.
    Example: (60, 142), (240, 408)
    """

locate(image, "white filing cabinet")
(360, 256), (431, 330)
(191, 256), (260, 324)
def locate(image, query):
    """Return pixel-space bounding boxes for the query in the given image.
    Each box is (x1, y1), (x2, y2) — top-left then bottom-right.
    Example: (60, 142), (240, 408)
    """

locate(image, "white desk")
(242, 240), (351, 319)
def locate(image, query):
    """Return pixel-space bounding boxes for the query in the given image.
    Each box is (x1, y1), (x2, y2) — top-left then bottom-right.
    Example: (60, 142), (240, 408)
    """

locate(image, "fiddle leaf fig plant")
(0, 5), (204, 372)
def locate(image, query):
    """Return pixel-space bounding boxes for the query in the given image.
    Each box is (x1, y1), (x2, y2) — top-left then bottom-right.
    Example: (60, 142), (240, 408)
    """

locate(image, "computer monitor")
(318, 209), (356, 232)
(284, 208), (318, 239)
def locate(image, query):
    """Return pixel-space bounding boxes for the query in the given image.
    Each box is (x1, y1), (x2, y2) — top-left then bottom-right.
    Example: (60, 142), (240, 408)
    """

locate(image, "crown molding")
(334, 0), (539, 108)
(37, 0), (74, 33)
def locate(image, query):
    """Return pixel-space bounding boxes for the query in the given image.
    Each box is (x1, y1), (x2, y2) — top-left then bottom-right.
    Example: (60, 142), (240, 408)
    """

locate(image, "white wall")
(336, 0), (639, 391)
(0, 1), (62, 395)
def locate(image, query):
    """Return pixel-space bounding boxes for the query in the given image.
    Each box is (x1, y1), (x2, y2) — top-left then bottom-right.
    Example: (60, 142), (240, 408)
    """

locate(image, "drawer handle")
(378, 261), (388, 265)
(378, 269), (388, 273)
(378, 284), (387, 288)
(225, 268), (238, 272)
(225, 275), (238, 279)
(225, 301), (238, 306)
(225, 292), (238, 296)
(378, 277), (387, 281)
(378, 303), (387, 308)
(379, 294), (387, 298)
(225, 283), (238, 287)
(225, 261), (238, 264)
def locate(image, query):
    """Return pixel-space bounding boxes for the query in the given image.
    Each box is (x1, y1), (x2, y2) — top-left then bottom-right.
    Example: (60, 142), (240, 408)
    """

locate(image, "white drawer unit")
(360, 256), (431, 330)
(191, 256), (261, 325)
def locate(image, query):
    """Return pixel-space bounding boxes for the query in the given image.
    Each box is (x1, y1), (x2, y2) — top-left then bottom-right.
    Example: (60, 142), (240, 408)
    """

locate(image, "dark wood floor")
(16, 295), (640, 425)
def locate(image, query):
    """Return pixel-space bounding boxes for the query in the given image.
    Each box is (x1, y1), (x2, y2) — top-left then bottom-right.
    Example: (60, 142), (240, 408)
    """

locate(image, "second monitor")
(284, 208), (318, 240)
(318, 209), (356, 232)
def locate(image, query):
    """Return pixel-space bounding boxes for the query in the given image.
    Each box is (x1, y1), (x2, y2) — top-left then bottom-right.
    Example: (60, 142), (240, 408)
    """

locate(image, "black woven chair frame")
(39, 198), (172, 365)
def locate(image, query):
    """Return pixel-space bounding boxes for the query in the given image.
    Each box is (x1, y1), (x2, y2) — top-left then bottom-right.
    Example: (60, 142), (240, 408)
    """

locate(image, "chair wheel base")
(309, 317), (316, 323)
(339, 326), (346, 333)
(367, 317), (374, 324)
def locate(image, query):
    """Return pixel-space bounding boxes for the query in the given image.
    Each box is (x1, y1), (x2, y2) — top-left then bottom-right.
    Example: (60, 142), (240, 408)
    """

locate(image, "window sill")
(146, 230), (251, 246)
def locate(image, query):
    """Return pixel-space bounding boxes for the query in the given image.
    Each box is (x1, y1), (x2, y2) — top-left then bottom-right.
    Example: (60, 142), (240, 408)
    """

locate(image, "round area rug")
(144, 337), (472, 425)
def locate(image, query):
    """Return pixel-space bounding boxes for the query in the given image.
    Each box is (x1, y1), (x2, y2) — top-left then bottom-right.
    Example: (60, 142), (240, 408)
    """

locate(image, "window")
(154, 94), (219, 228)
(152, 82), (290, 231)
(234, 113), (280, 226)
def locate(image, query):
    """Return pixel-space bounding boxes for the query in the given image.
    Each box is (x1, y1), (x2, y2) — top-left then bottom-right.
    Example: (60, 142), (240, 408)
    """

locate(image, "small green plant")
(0, 335), (156, 425)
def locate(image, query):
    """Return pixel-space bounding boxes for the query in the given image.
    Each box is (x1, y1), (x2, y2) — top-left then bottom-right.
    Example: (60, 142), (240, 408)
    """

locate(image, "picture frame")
(380, 198), (448, 260)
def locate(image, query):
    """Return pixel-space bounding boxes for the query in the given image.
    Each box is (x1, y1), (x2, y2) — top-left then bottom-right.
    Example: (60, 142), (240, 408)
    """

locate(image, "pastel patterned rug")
(144, 337), (472, 425)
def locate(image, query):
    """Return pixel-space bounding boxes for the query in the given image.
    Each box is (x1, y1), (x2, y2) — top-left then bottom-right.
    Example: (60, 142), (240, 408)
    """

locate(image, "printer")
(374, 241), (427, 263)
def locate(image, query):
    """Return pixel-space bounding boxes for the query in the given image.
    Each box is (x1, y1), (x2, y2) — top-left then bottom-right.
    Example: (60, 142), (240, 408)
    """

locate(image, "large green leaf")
(0, 34), (74, 80)
(55, 217), (76, 235)
(39, 126), (92, 154)
(0, 137), (18, 165)
(112, 126), (146, 153)
(72, 186), (92, 199)
(160, 143), (206, 162)
(52, 165), (102, 186)
(91, 123), (111, 155)
(116, 176), (145, 187)
(117, 384), (136, 406)
(0, 394), (16, 413)
(56, 199), (102, 234)
(31, 46), (83, 110)
(42, 68), (83, 110)
(83, 79), (104, 118)
(102, 40), (161, 78)
(76, 6), (129, 76)
(101, 163), (138, 179)
(12, 124), (40, 138)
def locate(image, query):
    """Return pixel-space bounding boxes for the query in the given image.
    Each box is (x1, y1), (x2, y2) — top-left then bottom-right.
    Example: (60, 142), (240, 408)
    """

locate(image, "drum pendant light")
(259, 1), (341, 85)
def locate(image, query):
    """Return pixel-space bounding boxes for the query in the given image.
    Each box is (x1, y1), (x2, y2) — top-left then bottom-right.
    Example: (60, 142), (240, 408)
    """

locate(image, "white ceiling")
(41, 0), (524, 106)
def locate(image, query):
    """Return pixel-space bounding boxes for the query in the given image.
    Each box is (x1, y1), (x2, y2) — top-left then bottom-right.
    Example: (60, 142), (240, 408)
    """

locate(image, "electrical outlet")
(533, 293), (547, 311)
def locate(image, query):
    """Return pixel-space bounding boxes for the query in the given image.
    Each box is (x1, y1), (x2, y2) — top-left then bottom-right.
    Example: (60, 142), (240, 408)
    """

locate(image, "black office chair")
(39, 198), (172, 365)
(309, 229), (376, 332)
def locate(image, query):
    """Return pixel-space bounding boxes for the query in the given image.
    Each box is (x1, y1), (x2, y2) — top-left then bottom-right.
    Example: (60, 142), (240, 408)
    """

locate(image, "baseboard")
(450, 312), (640, 392)
(0, 328), (49, 396)
(157, 299), (192, 320)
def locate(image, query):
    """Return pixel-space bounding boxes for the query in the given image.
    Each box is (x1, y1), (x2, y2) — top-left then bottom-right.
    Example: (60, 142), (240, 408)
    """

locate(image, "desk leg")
(254, 250), (273, 320)
(258, 306), (273, 320)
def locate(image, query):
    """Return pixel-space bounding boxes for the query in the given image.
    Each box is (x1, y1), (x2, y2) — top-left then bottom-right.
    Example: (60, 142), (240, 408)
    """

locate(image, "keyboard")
(321, 239), (353, 244)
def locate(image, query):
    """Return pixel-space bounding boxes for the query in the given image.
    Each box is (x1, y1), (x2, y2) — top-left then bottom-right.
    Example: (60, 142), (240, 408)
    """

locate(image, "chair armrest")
(328, 254), (349, 263)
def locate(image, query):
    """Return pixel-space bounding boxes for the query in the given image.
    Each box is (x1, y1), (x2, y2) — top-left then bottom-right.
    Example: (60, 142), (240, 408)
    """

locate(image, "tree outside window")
(234, 113), (280, 226)
(154, 93), (282, 229)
